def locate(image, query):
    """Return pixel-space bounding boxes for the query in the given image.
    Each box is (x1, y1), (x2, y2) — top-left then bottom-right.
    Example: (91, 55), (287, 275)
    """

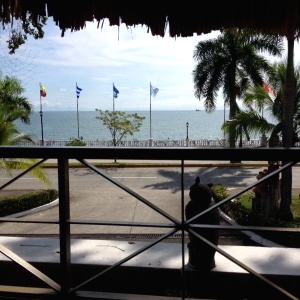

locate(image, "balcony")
(0, 146), (299, 299)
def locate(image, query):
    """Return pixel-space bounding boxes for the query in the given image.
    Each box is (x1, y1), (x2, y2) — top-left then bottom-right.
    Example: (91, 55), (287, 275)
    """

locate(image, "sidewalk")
(42, 159), (272, 168)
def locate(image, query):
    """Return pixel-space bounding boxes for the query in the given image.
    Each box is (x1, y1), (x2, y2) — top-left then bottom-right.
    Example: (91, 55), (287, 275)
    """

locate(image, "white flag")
(151, 84), (159, 97)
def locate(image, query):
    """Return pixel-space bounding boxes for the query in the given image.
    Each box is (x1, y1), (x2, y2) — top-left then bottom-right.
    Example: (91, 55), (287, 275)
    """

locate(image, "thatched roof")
(2, 0), (300, 38)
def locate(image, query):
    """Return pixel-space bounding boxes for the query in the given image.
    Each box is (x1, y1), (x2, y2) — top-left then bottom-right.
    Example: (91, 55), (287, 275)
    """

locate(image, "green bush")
(65, 137), (86, 146)
(222, 192), (300, 247)
(0, 189), (58, 217)
(209, 184), (300, 247)
(211, 184), (229, 203)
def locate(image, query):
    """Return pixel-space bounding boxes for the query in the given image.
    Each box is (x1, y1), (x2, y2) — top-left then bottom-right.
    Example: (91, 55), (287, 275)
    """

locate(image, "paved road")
(2, 164), (300, 197)
(0, 165), (298, 245)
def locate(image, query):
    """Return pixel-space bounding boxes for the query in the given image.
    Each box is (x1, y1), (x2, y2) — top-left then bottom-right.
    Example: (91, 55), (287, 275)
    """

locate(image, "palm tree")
(0, 74), (33, 124)
(280, 37), (296, 221)
(192, 28), (284, 149)
(0, 111), (49, 184)
(221, 110), (274, 146)
(223, 60), (300, 220)
(0, 75), (49, 185)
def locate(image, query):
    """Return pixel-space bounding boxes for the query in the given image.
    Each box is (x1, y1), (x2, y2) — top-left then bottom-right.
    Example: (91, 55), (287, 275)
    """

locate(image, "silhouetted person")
(185, 177), (220, 271)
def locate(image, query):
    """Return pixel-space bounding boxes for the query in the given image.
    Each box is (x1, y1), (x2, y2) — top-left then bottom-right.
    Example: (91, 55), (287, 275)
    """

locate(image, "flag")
(150, 84), (159, 97)
(76, 83), (82, 99)
(113, 84), (119, 98)
(40, 84), (46, 97)
(263, 83), (276, 97)
(263, 83), (270, 94)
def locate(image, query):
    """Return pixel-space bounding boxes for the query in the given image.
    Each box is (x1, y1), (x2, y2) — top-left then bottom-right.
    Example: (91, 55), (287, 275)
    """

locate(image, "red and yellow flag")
(40, 84), (46, 97)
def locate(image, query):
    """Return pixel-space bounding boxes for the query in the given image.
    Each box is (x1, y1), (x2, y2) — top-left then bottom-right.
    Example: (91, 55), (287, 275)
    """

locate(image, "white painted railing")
(18, 139), (265, 147)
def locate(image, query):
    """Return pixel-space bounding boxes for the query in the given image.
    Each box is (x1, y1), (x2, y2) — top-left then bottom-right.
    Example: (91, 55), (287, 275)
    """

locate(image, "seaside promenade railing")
(17, 138), (265, 147)
(0, 146), (299, 299)
(18, 138), (300, 148)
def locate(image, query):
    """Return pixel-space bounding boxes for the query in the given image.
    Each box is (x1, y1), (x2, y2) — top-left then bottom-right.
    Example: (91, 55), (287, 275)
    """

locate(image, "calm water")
(14, 110), (230, 141)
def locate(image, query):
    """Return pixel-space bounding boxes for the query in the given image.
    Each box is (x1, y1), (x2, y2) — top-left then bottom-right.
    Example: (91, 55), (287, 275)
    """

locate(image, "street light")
(186, 122), (189, 139)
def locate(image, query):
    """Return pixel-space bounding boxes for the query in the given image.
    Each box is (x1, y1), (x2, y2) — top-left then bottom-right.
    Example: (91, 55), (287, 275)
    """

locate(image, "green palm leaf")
(0, 76), (49, 185)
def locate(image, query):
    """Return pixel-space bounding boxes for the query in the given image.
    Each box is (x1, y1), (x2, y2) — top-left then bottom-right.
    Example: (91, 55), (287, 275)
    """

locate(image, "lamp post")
(186, 122), (189, 139)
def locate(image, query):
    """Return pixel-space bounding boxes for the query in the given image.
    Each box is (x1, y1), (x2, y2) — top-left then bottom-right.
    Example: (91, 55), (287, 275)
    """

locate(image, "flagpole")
(150, 82), (152, 141)
(76, 82), (80, 139)
(113, 83), (116, 162)
(39, 83), (44, 146)
(223, 100), (225, 139)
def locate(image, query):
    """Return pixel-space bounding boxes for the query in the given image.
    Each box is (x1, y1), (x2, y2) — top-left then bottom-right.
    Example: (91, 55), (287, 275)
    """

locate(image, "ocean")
(14, 110), (233, 142)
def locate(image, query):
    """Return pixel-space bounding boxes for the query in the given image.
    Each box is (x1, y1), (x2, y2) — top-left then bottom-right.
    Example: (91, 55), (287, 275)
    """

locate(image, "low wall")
(0, 237), (299, 299)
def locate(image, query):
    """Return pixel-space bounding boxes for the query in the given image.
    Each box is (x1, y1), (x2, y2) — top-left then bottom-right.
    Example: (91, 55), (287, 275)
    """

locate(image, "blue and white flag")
(151, 84), (159, 97)
(113, 84), (119, 98)
(76, 83), (82, 99)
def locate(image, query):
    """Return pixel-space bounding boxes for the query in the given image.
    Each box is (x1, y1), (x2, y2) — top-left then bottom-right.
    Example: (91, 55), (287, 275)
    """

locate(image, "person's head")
(189, 176), (212, 206)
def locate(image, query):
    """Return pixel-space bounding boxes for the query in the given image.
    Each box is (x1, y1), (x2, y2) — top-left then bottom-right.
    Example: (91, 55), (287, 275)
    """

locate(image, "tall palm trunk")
(279, 38), (295, 221)
(229, 93), (237, 148)
(229, 70), (237, 148)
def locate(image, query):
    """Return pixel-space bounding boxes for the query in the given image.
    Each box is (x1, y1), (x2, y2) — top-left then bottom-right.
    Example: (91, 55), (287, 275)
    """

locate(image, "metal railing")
(0, 146), (299, 299)
(17, 139), (264, 147)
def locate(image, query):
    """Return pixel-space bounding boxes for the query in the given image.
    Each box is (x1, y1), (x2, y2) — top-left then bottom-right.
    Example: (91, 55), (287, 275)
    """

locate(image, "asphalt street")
(0, 164), (299, 245)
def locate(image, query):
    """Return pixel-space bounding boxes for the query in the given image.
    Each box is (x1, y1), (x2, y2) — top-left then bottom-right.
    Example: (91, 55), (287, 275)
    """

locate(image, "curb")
(8, 199), (59, 218)
(41, 162), (271, 168)
(219, 210), (283, 247)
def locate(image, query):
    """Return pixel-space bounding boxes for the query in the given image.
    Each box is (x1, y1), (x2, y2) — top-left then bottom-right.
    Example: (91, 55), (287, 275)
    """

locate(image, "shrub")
(211, 184), (229, 203)
(0, 189), (58, 217)
(209, 185), (300, 247)
(65, 137), (86, 146)
(222, 192), (300, 247)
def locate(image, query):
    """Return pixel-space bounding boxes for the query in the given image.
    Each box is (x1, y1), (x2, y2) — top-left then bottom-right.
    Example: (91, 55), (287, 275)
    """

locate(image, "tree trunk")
(229, 71), (237, 149)
(229, 73), (241, 163)
(252, 165), (280, 217)
(279, 37), (295, 221)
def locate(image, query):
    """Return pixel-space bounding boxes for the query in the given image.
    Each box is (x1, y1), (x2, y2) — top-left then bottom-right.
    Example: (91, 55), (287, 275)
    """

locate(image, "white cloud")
(0, 19), (298, 112)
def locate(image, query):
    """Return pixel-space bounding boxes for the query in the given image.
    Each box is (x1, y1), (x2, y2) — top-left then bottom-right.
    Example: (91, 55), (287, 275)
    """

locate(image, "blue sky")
(0, 18), (297, 112)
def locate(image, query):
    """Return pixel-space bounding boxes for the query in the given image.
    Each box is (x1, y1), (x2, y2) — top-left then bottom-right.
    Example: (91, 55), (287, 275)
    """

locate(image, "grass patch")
(219, 189), (300, 247)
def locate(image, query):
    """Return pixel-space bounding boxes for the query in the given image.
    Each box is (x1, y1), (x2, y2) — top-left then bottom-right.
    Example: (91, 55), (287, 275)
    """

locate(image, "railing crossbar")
(79, 158), (180, 224)
(187, 161), (297, 224)
(0, 244), (61, 292)
(71, 228), (178, 293)
(0, 147), (299, 299)
(188, 229), (299, 300)
(0, 158), (47, 190)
